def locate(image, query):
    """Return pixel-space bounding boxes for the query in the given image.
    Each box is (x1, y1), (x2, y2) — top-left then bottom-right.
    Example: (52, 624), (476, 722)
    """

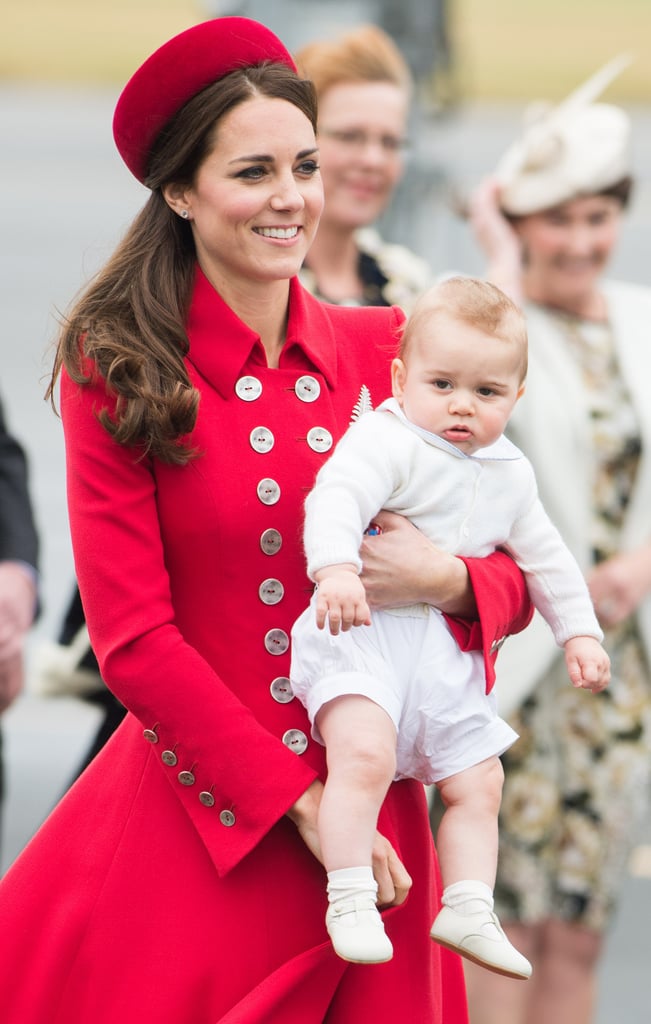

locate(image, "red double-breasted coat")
(0, 271), (531, 1023)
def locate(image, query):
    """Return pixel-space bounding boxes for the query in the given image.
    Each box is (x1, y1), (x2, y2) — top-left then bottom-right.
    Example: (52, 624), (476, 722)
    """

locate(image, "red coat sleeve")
(444, 551), (534, 693)
(60, 371), (317, 876)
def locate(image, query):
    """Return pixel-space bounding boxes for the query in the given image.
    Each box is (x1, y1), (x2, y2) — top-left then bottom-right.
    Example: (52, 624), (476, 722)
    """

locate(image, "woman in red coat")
(0, 18), (531, 1023)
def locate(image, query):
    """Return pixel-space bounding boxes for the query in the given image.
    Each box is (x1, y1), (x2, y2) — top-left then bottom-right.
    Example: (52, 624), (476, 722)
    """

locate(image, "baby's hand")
(564, 636), (610, 693)
(314, 565), (371, 635)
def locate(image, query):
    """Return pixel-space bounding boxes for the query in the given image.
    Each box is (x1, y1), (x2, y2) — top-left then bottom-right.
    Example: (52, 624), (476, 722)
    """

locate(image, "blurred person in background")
(55, 586), (126, 775)
(295, 23), (432, 311)
(0, 397), (38, 859)
(464, 58), (651, 1024)
(31, 581), (126, 783)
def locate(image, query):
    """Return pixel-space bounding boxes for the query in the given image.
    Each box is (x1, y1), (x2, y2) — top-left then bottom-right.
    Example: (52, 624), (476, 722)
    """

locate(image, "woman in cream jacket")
(466, 58), (651, 1024)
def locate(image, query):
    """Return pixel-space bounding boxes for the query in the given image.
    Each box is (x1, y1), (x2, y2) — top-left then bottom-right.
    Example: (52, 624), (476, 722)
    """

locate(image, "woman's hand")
(286, 779), (325, 864)
(0, 653), (24, 714)
(372, 833), (412, 908)
(468, 177), (524, 305)
(588, 544), (651, 628)
(286, 779), (412, 906)
(0, 563), (36, 664)
(359, 511), (476, 618)
(0, 563), (35, 712)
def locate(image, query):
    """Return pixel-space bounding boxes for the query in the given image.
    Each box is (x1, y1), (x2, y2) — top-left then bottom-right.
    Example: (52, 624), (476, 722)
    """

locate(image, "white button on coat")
(264, 629), (289, 656)
(306, 427), (333, 453)
(295, 376), (320, 403)
(256, 478), (281, 505)
(249, 426), (275, 453)
(270, 676), (294, 704)
(260, 528), (282, 555)
(282, 729), (308, 755)
(258, 579), (284, 605)
(234, 376), (262, 401)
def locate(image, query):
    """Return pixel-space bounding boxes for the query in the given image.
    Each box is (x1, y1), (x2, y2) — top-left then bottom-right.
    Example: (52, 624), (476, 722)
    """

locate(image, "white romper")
(290, 399), (603, 783)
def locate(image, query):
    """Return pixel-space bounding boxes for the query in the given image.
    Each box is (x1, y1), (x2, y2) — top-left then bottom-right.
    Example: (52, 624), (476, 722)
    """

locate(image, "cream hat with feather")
(496, 55), (633, 216)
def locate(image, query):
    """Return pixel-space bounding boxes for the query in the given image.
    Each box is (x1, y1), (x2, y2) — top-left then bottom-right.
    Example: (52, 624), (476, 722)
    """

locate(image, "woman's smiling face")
(165, 94), (324, 291)
(315, 80), (409, 231)
(514, 194), (623, 309)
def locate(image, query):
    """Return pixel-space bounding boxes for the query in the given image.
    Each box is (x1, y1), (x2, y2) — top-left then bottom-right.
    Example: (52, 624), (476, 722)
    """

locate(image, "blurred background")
(2, 2), (650, 1019)
(4, 0), (651, 97)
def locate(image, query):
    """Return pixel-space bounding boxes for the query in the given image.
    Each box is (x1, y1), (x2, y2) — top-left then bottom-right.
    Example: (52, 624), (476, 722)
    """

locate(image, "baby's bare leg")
(435, 755), (504, 888)
(316, 694), (397, 871)
(315, 694), (397, 964)
(430, 756), (531, 979)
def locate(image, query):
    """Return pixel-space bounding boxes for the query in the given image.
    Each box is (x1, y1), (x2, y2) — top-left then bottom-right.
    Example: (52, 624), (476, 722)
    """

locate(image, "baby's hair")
(400, 276), (528, 382)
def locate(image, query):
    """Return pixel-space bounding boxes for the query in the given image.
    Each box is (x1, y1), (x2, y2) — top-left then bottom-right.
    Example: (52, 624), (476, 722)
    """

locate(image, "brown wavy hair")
(48, 63), (318, 465)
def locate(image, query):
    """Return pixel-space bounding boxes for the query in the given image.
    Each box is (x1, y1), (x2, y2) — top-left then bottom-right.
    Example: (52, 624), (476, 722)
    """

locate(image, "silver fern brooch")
(350, 385), (373, 423)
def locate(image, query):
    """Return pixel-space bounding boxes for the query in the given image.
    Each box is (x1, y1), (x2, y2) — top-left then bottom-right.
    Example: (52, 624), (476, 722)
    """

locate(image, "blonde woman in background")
(295, 24), (431, 312)
(295, 24), (444, 616)
(465, 59), (651, 1024)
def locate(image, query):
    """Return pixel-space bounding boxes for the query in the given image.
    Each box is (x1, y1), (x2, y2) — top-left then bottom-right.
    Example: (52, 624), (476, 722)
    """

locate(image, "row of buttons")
(250, 425), (333, 455)
(143, 715), (307, 815)
(238, 375), (314, 758)
(236, 374), (322, 404)
(143, 727), (236, 825)
(139, 376), (325, 825)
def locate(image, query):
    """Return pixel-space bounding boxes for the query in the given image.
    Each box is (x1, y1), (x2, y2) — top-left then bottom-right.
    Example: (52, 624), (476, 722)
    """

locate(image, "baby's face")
(391, 312), (525, 454)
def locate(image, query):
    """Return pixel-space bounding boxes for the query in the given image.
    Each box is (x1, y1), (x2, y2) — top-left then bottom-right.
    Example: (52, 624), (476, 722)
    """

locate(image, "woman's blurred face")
(316, 80), (409, 230)
(513, 194), (623, 309)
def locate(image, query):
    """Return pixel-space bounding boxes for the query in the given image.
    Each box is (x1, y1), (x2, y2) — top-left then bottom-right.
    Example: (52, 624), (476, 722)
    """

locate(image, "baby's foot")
(326, 896), (393, 964)
(430, 904), (531, 979)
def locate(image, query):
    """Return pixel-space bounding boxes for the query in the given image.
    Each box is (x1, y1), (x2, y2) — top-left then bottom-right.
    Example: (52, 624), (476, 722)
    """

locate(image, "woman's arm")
(588, 541), (651, 627)
(61, 371), (318, 878)
(360, 512), (534, 691)
(360, 511), (476, 616)
(0, 400), (39, 711)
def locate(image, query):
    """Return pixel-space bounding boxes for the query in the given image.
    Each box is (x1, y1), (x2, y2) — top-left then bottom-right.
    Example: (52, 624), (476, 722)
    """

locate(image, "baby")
(290, 276), (610, 976)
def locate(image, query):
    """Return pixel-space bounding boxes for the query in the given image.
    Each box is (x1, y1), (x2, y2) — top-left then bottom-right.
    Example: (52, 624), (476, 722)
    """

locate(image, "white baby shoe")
(430, 904), (532, 979)
(326, 896), (393, 964)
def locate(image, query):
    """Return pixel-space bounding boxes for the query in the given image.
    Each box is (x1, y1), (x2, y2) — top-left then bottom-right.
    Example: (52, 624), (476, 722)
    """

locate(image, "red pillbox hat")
(113, 17), (296, 183)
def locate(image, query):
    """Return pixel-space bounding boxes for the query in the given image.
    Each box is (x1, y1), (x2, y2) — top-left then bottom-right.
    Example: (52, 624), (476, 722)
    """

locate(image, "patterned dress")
(496, 308), (651, 932)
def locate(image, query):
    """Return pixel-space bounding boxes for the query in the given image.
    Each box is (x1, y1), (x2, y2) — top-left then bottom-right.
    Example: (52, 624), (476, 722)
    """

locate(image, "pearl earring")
(180, 209), (189, 220)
